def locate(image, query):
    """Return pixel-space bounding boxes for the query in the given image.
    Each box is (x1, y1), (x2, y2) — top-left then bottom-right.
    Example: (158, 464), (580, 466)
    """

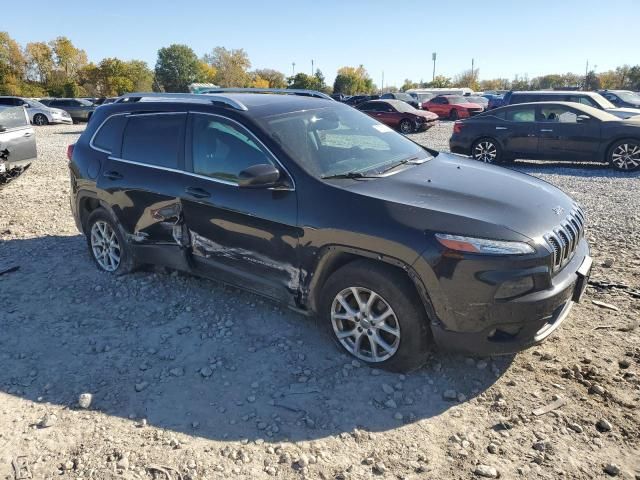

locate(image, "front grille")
(544, 205), (586, 272)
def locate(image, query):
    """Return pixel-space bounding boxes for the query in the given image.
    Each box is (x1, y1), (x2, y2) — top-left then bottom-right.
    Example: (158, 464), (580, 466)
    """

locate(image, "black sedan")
(449, 102), (640, 171)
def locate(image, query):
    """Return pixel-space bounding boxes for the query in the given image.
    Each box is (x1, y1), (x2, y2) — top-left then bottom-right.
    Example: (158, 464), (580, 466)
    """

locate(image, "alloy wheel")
(330, 287), (401, 362)
(473, 141), (497, 163)
(34, 114), (47, 126)
(400, 120), (413, 134)
(611, 143), (640, 170)
(90, 220), (121, 272)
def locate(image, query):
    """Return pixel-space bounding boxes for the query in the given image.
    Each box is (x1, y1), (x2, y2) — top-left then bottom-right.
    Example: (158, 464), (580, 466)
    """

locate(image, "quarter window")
(121, 114), (185, 169)
(92, 115), (127, 153)
(191, 114), (273, 182)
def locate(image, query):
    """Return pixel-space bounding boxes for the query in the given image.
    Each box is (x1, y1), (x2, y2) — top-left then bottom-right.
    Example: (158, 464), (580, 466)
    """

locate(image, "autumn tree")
(203, 47), (251, 87)
(401, 79), (418, 92)
(155, 44), (201, 92)
(453, 69), (479, 90)
(50, 36), (87, 78)
(0, 32), (25, 94)
(333, 65), (374, 95)
(252, 68), (286, 88)
(25, 42), (53, 84)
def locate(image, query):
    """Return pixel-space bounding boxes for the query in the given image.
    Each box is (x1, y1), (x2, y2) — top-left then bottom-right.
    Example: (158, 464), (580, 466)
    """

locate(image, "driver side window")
(191, 114), (273, 183)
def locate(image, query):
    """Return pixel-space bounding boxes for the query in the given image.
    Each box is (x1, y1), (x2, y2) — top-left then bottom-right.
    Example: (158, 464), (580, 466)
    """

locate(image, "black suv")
(69, 90), (592, 371)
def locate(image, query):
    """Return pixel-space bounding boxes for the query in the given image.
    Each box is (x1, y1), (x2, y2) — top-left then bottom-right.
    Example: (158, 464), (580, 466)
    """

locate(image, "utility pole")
(292, 62), (296, 76)
(311, 59), (314, 76)
(584, 60), (589, 89)
(381, 71), (384, 93)
(432, 52), (437, 82)
(471, 58), (474, 77)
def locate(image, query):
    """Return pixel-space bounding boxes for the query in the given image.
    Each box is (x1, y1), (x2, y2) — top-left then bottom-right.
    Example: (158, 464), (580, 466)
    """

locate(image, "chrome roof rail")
(114, 92), (248, 111)
(200, 88), (334, 101)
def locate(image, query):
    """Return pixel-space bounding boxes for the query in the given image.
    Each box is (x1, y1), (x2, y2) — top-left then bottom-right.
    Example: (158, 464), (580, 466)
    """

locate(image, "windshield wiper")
(321, 171), (380, 180)
(377, 156), (426, 175)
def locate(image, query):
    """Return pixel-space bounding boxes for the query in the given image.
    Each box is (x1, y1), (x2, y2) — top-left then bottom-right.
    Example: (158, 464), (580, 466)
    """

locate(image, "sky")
(4, 0), (639, 88)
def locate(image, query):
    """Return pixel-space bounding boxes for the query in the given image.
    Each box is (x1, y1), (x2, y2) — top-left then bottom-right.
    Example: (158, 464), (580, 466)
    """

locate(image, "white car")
(0, 96), (72, 126)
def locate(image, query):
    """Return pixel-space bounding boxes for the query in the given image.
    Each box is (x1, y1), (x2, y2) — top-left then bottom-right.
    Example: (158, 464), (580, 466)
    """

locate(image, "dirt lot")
(0, 123), (638, 480)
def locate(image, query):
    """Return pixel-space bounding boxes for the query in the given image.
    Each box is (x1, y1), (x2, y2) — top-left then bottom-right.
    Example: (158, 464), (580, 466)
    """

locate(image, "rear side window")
(191, 114), (273, 182)
(506, 107), (535, 122)
(122, 114), (185, 169)
(92, 115), (127, 153)
(0, 107), (29, 130)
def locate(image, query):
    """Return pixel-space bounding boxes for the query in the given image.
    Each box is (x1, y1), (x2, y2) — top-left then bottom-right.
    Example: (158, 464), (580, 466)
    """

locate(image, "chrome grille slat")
(545, 206), (586, 272)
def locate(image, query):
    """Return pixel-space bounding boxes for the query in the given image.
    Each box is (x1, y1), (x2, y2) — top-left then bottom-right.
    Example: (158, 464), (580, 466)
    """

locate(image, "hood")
(415, 110), (439, 120)
(347, 153), (577, 242)
(459, 102), (483, 109)
(606, 107), (640, 119)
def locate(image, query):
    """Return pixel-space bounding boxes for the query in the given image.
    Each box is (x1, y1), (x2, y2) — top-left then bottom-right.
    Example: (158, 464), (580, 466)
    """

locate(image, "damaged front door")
(182, 113), (300, 304)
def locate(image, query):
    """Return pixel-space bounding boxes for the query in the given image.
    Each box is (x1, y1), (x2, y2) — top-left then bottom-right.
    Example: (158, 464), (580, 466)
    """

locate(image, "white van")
(407, 87), (474, 97)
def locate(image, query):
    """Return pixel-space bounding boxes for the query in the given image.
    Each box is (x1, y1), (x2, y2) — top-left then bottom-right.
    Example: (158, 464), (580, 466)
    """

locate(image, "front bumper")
(416, 239), (591, 355)
(51, 117), (73, 125)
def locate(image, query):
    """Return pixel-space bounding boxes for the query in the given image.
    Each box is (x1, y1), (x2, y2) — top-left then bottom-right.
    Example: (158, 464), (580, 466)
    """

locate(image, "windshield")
(26, 99), (48, 109)
(259, 105), (431, 178)
(76, 98), (94, 106)
(590, 93), (615, 109)
(447, 96), (468, 104)
(392, 101), (416, 113)
(617, 91), (640, 103)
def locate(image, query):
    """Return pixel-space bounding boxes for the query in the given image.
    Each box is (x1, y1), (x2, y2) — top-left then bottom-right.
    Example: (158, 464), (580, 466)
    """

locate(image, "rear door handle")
(495, 126), (507, 130)
(185, 186), (211, 199)
(103, 171), (123, 180)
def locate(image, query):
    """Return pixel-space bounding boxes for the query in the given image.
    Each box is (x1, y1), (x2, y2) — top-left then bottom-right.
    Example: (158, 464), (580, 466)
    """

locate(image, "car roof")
(512, 90), (597, 97)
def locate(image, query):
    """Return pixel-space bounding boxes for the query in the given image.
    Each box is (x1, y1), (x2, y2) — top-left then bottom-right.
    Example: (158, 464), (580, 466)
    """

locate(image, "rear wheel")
(320, 260), (431, 372)
(86, 209), (136, 275)
(608, 139), (640, 171)
(471, 138), (501, 164)
(449, 109), (459, 120)
(399, 119), (414, 134)
(33, 114), (48, 126)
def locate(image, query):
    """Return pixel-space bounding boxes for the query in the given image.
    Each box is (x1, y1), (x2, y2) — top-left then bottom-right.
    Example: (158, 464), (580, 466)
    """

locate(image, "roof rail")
(114, 92), (248, 111)
(200, 88), (334, 101)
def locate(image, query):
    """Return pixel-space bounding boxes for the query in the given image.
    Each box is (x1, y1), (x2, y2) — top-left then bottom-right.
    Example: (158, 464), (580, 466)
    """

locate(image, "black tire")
(607, 138), (640, 172)
(471, 137), (502, 164)
(319, 260), (431, 372)
(399, 119), (414, 135)
(85, 209), (136, 275)
(33, 114), (48, 126)
(449, 109), (459, 120)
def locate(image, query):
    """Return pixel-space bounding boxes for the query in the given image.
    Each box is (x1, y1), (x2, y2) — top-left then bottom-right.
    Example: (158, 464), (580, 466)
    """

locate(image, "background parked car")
(0, 105), (37, 176)
(0, 96), (72, 125)
(344, 95), (379, 107)
(597, 90), (640, 109)
(423, 95), (484, 120)
(502, 90), (640, 119)
(357, 99), (438, 133)
(39, 98), (96, 123)
(93, 97), (118, 106)
(408, 92), (436, 108)
(449, 101), (640, 171)
(466, 95), (489, 109)
(483, 94), (505, 110)
(379, 92), (420, 109)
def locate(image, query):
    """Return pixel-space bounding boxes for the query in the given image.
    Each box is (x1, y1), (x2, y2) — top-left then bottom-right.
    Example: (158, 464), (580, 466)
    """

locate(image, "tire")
(399, 119), (414, 135)
(85, 209), (136, 275)
(471, 137), (502, 164)
(608, 138), (640, 171)
(33, 114), (48, 126)
(319, 260), (431, 372)
(449, 109), (459, 120)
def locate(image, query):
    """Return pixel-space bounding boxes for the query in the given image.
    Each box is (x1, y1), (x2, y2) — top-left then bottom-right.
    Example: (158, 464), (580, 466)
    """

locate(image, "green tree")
(252, 68), (286, 88)
(155, 44), (201, 92)
(400, 79), (418, 92)
(0, 32), (25, 95)
(333, 65), (374, 95)
(584, 70), (600, 90)
(287, 69), (327, 91)
(453, 69), (479, 90)
(203, 47), (251, 87)
(426, 75), (452, 88)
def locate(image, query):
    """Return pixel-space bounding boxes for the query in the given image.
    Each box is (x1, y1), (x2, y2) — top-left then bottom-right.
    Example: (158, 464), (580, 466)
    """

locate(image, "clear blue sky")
(5, 0), (639, 87)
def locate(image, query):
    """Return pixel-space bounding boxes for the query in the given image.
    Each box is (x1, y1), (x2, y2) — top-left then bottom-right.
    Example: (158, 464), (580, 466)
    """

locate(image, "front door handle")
(540, 129), (553, 132)
(495, 126), (508, 130)
(103, 171), (123, 180)
(185, 186), (211, 199)
(23, 132), (33, 137)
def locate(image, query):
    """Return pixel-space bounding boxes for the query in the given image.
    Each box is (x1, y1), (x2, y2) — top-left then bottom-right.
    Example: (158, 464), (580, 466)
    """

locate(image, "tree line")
(1, 31), (639, 98)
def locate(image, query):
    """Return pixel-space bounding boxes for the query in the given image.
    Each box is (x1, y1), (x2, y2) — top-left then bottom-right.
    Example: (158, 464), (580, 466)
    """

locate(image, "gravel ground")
(0, 123), (638, 480)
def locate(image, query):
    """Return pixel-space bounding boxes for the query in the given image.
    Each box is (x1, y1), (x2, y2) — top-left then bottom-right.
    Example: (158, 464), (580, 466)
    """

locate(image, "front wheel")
(471, 138), (502, 164)
(86, 209), (136, 275)
(608, 139), (640, 171)
(33, 114), (48, 126)
(399, 119), (414, 134)
(320, 260), (431, 372)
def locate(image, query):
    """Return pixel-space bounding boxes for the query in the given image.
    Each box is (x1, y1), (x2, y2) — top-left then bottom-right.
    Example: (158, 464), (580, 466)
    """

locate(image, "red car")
(357, 99), (438, 134)
(423, 95), (484, 120)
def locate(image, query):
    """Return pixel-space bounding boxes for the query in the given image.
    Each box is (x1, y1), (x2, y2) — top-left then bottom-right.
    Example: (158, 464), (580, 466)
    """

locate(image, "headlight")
(435, 233), (535, 255)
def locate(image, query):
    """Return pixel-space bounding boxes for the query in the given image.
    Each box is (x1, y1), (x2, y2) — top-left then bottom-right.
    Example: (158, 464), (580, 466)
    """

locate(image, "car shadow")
(0, 234), (512, 442)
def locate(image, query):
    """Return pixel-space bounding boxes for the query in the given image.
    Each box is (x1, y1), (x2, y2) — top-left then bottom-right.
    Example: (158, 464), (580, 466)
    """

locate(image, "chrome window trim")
(189, 111), (296, 191)
(89, 112), (129, 154)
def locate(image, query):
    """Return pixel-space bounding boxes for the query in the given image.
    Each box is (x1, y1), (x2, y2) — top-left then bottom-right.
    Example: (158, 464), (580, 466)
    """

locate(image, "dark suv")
(69, 90), (591, 371)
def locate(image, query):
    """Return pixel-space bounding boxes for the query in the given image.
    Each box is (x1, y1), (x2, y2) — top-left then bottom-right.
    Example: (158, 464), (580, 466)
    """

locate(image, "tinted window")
(122, 114), (185, 169)
(49, 100), (64, 107)
(506, 107), (535, 122)
(358, 102), (375, 111)
(92, 115), (127, 153)
(0, 98), (18, 106)
(431, 97), (446, 104)
(569, 95), (596, 108)
(191, 114), (272, 182)
(0, 107), (29, 130)
(540, 106), (579, 123)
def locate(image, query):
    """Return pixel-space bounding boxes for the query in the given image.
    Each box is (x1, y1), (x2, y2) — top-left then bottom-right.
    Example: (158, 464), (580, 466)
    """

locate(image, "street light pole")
(432, 52), (437, 82)
(311, 59), (314, 76)
(292, 62), (296, 76)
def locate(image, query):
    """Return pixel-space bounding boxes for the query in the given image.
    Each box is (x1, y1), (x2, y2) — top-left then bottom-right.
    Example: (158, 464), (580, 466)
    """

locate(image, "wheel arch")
(76, 192), (117, 234)
(604, 136), (640, 163)
(304, 246), (438, 325)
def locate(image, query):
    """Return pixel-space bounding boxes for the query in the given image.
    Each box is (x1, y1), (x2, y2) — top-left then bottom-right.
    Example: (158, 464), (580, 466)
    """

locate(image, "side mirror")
(238, 164), (281, 188)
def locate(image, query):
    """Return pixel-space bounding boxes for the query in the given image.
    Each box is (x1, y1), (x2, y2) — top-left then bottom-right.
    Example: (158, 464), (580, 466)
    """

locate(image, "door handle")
(540, 129), (553, 132)
(103, 171), (123, 180)
(23, 132), (33, 137)
(495, 126), (508, 130)
(185, 186), (211, 199)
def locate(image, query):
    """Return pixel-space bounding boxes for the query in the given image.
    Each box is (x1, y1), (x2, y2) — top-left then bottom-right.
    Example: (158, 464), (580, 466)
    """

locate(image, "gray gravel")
(0, 123), (638, 479)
